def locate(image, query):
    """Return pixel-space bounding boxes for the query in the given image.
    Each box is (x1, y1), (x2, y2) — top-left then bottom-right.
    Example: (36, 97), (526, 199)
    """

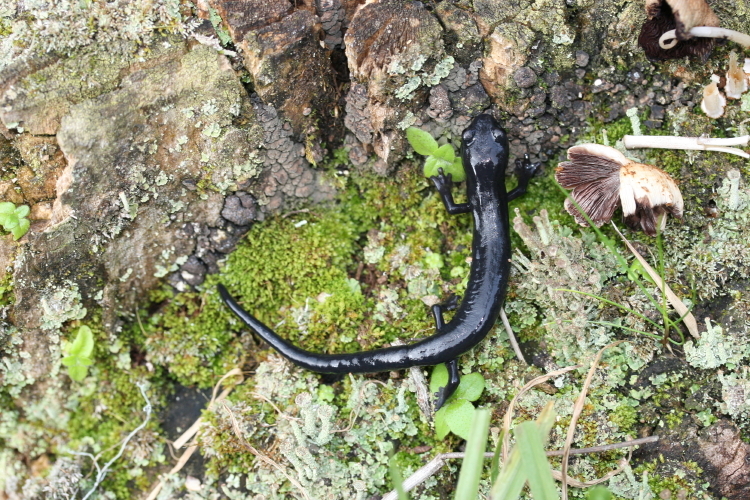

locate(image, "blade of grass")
(490, 446), (527, 500)
(610, 224), (699, 338)
(516, 421), (558, 500)
(389, 454), (409, 500)
(555, 289), (662, 329)
(454, 408), (491, 500)
(490, 433), (502, 484)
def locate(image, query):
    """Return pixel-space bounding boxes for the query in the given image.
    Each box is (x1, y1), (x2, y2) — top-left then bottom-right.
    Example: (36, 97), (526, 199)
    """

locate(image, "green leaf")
(432, 143), (455, 162)
(67, 363), (89, 382)
(13, 205), (29, 218)
(450, 157), (466, 182)
(3, 213), (18, 230)
(406, 127), (439, 156)
(430, 364), (449, 395)
(444, 399), (475, 440)
(69, 325), (94, 358)
(454, 408), (490, 500)
(423, 156), (452, 178)
(587, 486), (613, 500)
(515, 422), (557, 500)
(453, 372), (485, 402)
(0, 202), (14, 215)
(434, 406), (450, 439)
(11, 218), (29, 240)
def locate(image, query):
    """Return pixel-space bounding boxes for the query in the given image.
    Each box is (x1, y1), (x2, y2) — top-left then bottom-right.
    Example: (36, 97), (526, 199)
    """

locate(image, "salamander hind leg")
(507, 154), (542, 201)
(434, 358), (461, 410)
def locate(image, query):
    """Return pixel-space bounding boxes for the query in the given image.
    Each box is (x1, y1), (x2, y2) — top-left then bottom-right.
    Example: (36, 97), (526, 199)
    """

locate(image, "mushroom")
(701, 74), (726, 119)
(638, 0), (720, 60)
(726, 51), (748, 99)
(556, 144), (684, 236)
(622, 134), (750, 158)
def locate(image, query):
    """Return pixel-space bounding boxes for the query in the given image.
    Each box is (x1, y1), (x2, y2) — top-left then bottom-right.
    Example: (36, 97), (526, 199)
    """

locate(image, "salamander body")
(218, 114), (540, 407)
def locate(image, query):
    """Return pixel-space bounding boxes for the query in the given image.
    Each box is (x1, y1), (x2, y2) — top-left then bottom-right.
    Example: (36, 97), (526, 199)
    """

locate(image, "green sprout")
(62, 325), (95, 381)
(406, 127), (466, 182)
(0, 202), (30, 240)
(430, 364), (485, 439)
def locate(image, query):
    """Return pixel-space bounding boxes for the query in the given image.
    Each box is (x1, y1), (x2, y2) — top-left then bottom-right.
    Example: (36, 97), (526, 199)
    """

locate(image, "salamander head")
(461, 114), (509, 180)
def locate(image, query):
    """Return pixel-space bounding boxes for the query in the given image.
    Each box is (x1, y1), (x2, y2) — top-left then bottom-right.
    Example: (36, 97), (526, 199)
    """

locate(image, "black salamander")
(218, 114), (540, 408)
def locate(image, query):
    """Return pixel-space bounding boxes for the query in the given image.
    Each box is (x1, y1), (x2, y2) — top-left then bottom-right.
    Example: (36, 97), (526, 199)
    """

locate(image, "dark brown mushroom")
(638, 0), (719, 60)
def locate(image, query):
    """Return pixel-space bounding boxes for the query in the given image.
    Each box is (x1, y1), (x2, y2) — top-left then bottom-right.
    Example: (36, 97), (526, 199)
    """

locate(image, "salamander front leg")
(507, 154), (542, 201)
(430, 168), (472, 215)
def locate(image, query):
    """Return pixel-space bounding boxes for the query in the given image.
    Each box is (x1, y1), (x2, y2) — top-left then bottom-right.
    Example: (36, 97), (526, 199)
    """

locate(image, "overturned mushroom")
(556, 144), (684, 236)
(701, 74), (726, 119)
(639, 0), (719, 60)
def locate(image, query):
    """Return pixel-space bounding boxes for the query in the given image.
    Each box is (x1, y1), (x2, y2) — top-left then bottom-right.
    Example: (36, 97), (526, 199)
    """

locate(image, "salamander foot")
(434, 358), (460, 411)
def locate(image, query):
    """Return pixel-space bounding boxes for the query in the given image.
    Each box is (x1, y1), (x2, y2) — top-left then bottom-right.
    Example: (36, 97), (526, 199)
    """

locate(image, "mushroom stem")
(659, 26), (750, 49)
(623, 135), (750, 158)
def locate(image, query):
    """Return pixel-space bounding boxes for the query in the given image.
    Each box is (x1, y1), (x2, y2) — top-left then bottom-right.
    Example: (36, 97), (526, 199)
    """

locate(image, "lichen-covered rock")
(0, 37), (333, 391)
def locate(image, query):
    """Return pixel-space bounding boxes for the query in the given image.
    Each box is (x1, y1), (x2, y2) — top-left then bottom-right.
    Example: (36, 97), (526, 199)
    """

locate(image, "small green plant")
(406, 127), (466, 182)
(491, 402), (558, 500)
(430, 364), (485, 439)
(62, 325), (95, 381)
(0, 202), (30, 240)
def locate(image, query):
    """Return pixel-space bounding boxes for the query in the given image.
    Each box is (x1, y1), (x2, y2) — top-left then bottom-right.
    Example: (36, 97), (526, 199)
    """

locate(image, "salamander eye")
(462, 129), (476, 144)
(492, 128), (505, 142)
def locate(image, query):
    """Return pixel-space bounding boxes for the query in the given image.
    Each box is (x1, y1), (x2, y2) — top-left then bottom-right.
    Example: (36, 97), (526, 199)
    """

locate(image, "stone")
(513, 67), (537, 88)
(221, 193), (256, 226)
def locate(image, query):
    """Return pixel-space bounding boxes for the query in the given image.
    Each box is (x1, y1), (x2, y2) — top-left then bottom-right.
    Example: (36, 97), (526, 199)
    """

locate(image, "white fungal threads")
(659, 26), (750, 49)
(701, 74), (726, 119)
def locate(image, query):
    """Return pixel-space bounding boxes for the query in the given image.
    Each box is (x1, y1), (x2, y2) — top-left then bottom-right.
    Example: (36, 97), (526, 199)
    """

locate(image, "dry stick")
(500, 306), (528, 365)
(380, 436), (658, 500)
(221, 401), (312, 500)
(501, 365), (583, 462)
(561, 340), (625, 500)
(622, 135), (750, 158)
(611, 224), (699, 339)
(145, 368), (243, 500)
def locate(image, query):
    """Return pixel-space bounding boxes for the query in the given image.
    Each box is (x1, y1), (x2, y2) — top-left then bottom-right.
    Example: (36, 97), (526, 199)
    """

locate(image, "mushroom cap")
(726, 51), (748, 100)
(701, 81), (727, 118)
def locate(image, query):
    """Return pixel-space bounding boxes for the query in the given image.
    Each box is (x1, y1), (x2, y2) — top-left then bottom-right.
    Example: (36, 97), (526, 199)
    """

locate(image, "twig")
(546, 435), (658, 456)
(500, 306), (527, 365)
(561, 341), (625, 500)
(380, 436), (658, 500)
(502, 365), (583, 462)
(79, 382), (152, 500)
(622, 134), (750, 158)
